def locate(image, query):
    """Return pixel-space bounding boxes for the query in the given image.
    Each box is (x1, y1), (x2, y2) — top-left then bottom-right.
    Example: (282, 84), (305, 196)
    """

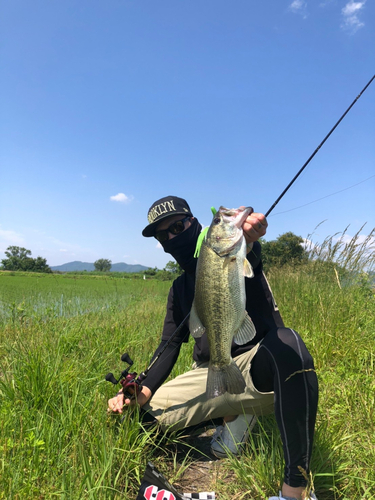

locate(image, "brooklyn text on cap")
(142, 196), (193, 237)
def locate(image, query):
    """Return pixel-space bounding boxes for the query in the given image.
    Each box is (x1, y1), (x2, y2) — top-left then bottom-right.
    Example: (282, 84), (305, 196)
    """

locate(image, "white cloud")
(336, 232), (374, 248)
(0, 226), (24, 245)
(289, 0), (309, 18)
(342, 0), (365, 15)
(110, 193), (134, 204)
(301, 238), (313, 250)
(290, 0), (305, 9)
(341, 0), (366, 32)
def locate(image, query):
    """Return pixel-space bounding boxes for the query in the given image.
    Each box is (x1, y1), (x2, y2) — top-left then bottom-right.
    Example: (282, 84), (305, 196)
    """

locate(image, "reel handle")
(105, 372), (119, 385)
(121, 353), (133, 365)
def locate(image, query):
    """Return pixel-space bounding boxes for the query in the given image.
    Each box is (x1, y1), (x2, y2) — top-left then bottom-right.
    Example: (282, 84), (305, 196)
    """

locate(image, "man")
(108, 195), (318, 500)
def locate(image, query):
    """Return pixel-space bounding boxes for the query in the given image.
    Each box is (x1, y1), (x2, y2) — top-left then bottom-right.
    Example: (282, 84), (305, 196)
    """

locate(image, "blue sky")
(1, 0), (374, 270)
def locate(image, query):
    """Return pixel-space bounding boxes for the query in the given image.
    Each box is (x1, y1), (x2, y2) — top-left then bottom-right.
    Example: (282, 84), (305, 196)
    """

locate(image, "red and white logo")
(144, 484), (176, 500)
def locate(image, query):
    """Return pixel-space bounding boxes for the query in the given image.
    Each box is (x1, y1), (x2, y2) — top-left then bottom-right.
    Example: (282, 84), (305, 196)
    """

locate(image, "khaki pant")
(143, 343), (275, 431)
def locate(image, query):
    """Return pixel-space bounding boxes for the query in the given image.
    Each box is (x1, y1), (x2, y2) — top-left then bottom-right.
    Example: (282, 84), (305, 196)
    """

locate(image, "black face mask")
(161, 218), (202, 274)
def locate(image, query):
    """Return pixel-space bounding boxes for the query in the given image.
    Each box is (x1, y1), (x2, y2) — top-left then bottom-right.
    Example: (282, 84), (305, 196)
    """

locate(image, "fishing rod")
(106, 76), (375, 403)
(265, 74), (375, 218)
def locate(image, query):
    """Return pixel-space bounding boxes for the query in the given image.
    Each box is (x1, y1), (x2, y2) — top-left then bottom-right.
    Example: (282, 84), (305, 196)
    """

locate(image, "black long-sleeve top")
(142, 241), (284, 394)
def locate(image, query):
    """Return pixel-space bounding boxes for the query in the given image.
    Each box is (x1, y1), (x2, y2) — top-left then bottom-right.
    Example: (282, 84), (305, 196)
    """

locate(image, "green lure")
(194, 207), (217, 258)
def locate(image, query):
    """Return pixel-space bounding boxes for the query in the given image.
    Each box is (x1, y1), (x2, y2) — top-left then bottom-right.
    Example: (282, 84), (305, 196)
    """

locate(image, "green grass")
(0, 232), (374, 499)
(263, 262), (375, 500)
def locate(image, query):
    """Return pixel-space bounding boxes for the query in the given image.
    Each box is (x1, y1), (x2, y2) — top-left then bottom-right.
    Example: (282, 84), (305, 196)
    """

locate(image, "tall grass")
(0, 229), (374, 499)
(262, 229), (375, 500)
(0, 277), (176, 499)
(305, 223), (375, 275)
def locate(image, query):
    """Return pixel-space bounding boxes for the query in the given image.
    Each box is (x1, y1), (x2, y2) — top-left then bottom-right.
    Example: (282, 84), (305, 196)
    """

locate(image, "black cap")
(142, 196), (193, 237)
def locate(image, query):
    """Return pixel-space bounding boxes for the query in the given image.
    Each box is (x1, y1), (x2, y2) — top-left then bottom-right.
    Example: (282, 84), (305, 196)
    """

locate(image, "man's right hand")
(107, 386), (152, 414)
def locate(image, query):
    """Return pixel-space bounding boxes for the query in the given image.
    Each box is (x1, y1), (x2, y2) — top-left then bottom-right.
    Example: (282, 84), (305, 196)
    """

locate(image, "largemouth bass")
(189, 206), (256, 399)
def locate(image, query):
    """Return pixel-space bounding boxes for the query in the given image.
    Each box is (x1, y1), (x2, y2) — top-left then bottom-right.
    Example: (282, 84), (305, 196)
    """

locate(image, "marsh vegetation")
(0, 229), (374, 499)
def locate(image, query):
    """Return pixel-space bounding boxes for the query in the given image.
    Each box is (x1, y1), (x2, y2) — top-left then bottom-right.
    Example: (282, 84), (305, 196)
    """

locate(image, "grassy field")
(0, 246), (374, 499)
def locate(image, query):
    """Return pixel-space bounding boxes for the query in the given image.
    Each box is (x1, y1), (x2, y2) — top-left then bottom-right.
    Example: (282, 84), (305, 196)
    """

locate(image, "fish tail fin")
(206, 360), (246, 400)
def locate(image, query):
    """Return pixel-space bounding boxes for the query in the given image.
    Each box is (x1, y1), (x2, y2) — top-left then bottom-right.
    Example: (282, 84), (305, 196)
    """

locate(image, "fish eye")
(213, 217), (220, 224)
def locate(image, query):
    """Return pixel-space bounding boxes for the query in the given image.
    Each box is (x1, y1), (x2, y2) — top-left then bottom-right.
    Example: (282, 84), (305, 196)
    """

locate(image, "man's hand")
(107, 386), (152, 414)
(243, 211), (268, 247)
(107, 391), (125, 413)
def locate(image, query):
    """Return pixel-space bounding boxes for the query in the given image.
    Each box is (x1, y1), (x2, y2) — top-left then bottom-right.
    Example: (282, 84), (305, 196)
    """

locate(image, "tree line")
(1, 246), (52, 273)
(0, 232), (307, 276)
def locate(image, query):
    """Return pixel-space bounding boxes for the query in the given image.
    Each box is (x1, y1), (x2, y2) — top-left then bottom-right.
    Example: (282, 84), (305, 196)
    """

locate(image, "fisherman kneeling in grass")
(108, 196), (319, 500)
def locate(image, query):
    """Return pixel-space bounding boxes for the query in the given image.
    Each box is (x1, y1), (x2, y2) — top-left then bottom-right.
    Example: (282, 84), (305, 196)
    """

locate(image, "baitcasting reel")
(105, 353), (147, 400)
(105, 313), (191, 403)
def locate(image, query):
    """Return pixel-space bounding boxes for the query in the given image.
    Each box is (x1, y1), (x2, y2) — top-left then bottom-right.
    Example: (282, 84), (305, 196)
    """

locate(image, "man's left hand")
(243, 212), (268, 246)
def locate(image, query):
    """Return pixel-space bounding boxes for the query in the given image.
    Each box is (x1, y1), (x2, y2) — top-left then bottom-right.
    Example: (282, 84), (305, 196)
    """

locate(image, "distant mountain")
(110, 262), (150, 273)
(50, 261), (150, 273)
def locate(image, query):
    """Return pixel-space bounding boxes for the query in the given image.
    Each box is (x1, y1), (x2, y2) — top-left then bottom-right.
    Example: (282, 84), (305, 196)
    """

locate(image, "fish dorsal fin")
(233, 313), (256, 345)
(243, 258), (254, 278)
(189, 301), (206, 338)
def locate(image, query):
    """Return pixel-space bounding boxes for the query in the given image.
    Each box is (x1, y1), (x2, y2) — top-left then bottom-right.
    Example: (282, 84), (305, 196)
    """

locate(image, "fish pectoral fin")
(233, 313), (256, 345)
(223, 256), (237, 270)
(189, 301), (206, 338)
(243, 258), (254, 278)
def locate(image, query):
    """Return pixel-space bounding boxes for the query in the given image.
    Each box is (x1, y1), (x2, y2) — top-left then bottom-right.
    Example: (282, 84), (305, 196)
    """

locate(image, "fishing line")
(145, 312), (190, 372)
(266, 74), (375, 217)
(269, 174), (375, 216)
(117, 77), (375, 391)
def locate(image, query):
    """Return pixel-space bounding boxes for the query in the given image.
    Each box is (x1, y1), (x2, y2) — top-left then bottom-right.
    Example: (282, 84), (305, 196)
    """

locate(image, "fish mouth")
(220, 206), (253, 228)
(214, 206), (253, 256)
